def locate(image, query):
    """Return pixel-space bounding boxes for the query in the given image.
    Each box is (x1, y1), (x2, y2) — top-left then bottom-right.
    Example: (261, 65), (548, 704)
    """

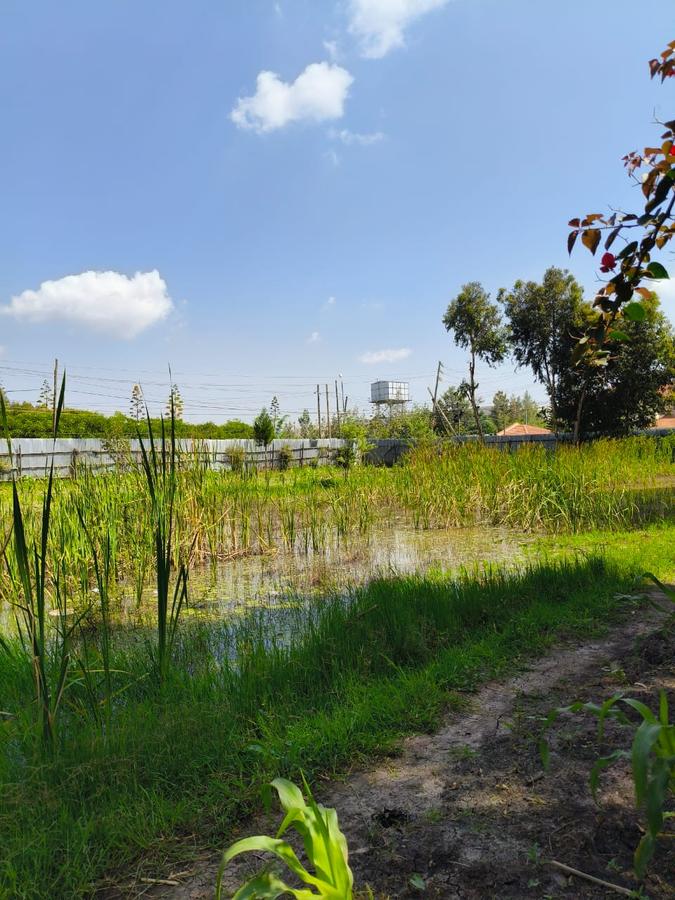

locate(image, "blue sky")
(0, 0), (673, 422)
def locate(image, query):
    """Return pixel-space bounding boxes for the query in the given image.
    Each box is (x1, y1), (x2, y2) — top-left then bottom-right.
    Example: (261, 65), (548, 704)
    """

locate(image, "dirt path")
(129, 601), (674, 899)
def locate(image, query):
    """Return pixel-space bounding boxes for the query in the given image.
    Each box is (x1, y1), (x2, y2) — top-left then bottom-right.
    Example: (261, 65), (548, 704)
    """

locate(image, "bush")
(227, 447), (246, 474)
(335, 444), (356, 470)
(277, 446), (293, 470)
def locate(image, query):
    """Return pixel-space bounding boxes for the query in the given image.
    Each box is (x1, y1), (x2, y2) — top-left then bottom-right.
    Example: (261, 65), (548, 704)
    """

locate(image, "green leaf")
(409, 874), (426, 891)
(645, 261), (669, 279)
(623, 302), (646, 322)
(631, 721), (663, 803)
(589, 750), (629, 800)
(644, 759), (669, 836)
(616, 240), (638, 260)
(222, 837), (320, 888)
(634, 832), (656, 881)
(608, 329), (630, 342)
(230, 871), (299, 899)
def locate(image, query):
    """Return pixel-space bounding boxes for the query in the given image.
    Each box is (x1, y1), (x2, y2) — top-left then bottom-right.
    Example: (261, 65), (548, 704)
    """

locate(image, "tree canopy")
(443, 282), (507, 440)
(499, 267), (584, 425)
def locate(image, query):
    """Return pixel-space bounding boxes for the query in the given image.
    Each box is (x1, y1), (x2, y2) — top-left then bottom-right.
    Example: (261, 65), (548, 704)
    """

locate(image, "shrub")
(335, 444), (357, 470)
(278, 446), (293, 471)
(227, 447), (246, 474)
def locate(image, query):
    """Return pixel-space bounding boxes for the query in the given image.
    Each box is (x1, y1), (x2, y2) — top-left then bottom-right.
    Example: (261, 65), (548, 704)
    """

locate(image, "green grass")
(0, 431), (673, 897)
(1, 435), (672, 611)
(1, 529), (673, 899)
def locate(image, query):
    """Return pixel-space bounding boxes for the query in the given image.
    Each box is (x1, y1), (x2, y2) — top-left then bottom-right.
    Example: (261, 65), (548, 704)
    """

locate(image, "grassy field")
(0, 435), (673, 897)
(0, 435), (672, 609)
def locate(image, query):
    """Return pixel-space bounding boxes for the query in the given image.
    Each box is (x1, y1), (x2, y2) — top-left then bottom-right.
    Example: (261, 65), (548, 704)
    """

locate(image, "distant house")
(653, 415), (675, 430)
(496, 422), (552, 436)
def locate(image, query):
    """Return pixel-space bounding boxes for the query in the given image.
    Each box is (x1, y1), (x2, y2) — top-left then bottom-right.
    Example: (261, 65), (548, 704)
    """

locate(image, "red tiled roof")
(496, 422), (552, 436)
(654, 415), (675, 429)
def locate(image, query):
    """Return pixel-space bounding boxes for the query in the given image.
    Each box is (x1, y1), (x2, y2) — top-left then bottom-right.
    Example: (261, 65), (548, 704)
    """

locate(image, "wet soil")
(115, 599), (675, 899)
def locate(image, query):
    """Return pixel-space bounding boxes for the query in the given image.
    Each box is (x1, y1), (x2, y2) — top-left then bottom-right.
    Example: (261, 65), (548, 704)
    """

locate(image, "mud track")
(122, 597), (675, 899)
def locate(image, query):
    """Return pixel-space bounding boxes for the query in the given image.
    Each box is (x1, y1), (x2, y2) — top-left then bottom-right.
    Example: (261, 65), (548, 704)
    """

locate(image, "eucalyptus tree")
(443, 282), (507, 440)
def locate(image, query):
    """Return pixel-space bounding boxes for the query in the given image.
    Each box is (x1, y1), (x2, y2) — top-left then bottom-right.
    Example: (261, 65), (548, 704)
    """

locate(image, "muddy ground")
(118, 600), (674, 899)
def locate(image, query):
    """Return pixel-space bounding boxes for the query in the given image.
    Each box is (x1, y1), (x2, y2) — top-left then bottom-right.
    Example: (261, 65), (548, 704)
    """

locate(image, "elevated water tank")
(370, 381), (410, 404)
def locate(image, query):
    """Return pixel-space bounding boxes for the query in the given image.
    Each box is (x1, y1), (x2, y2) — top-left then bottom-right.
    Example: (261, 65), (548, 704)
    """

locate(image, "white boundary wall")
(0, 438), (350, 479)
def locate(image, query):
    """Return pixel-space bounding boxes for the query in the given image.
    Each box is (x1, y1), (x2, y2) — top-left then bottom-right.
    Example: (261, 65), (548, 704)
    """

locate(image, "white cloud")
(1, 270), (174, 339)
(273, 1), (283, 16)
(323, 295), (337, 310)
(324, 148), (341, 167)
(231, 62), (354, 133)
(323, 39), (339, 61)
(329, 128), (385, 146)
(307, 331), (321, 344)
(359, 347), (411, 364)
(348, 0), (449, 58)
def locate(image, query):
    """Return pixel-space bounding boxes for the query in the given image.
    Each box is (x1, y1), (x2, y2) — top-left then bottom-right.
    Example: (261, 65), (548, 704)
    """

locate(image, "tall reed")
(137, 403), (189, 685)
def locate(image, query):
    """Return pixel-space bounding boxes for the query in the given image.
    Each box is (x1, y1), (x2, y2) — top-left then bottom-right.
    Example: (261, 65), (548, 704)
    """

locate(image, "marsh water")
(114, 524), (536, 627)
(0, 522), (537, 634)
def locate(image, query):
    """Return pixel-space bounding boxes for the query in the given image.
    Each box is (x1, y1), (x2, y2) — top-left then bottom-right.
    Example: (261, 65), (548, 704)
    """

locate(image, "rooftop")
(496, 422), (552, 436)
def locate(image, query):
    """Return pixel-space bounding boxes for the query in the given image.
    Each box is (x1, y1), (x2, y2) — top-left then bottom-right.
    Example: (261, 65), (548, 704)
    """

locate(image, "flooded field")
(74, 523), (535, 630)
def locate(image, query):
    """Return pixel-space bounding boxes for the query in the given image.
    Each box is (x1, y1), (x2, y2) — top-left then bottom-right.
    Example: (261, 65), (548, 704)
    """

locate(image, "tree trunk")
(572, 387), (586, 444)
(468, 351), (484, 443)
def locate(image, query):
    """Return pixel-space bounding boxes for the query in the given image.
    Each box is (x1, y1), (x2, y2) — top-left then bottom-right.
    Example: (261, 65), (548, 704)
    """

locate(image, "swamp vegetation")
(0, 429), (673, 898)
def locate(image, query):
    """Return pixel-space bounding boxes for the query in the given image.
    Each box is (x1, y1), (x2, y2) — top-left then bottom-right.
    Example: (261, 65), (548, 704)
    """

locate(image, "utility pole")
(325, 384), (331, 438)
(316, 384), (322, 436)
(339, 374), (346, 414)
(428, 384), (455, 436)
(432, 361), (443, 407)
(52, 358), (59, 433)
(431, 361), (443, 432)
(334, 380), (341, 432)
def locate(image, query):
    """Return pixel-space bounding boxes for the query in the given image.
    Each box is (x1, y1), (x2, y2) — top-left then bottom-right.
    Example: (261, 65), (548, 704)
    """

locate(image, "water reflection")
(126, 525), (534, 626)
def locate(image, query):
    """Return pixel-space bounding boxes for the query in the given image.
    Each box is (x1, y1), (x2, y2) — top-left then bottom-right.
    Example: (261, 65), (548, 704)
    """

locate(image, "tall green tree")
(490, 391), (511, 432)
(297, 409), (314, 438)
(554, 294), (674, 437)
(443, 283), (507, 440)
(253, 408), (274, 446)
(499, 267), (584, 428)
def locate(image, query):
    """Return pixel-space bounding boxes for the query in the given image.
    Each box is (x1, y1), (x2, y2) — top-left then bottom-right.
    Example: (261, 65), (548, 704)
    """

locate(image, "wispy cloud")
(0, 270), (174, 339)
(324, 148), (341, 167)
(348, 0), (449, 58)
(323, 295), (337, 310)
(329, 128), (385, 146)
(231, 62), (354, 133)
(306, 331), (321, 344)
(323, 39), (339, 61)
(359, 347), (411, 364)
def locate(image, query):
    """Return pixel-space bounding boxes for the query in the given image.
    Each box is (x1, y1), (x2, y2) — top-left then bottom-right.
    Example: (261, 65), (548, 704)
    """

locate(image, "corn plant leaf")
(622, 698), (658, 725)
(222, 837), (321, 889)
(589, 750), (629, 801)
(230, 871), (317, 900)
(631, 721), (663, 803)
(659, 691), (669, 728)
(642, 573), (675, 601)
(644, 758), (670, 836)
(219, 779), (353, 899)
(634, 831), (656, 880)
